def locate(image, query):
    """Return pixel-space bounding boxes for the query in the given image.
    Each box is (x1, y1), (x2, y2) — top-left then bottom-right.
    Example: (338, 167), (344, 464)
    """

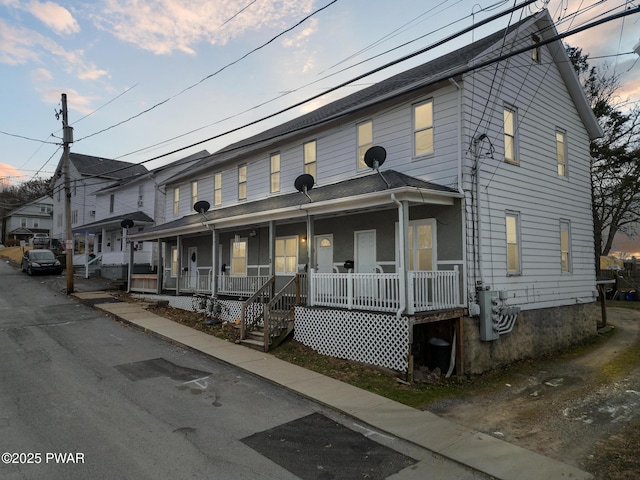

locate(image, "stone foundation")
(463, 303), (598, 375)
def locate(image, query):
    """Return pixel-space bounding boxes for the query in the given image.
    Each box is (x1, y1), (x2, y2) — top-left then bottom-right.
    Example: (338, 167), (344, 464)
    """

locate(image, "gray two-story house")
(127, 10), (602, 376)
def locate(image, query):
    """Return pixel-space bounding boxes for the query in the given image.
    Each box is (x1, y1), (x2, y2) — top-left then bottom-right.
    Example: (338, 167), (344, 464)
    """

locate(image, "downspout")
(449, 77), (468, 305)
(391, 194), (406, 317)
(473, 135), (487, 289)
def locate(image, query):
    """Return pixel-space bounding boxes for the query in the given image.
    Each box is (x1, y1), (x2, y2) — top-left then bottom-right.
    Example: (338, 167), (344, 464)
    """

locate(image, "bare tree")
(567, 46), (640, 271)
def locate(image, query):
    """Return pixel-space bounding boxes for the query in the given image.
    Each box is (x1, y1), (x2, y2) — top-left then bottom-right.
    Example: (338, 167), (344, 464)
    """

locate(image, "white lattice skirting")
(294, 307), (409, 372)
(132, 294), (243, 323)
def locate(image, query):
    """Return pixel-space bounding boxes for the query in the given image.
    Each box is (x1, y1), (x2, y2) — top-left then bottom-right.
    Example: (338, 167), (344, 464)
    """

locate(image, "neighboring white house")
(127, 10), (602, 375)
(1, 195), (53, 245)
(51, 153), (148, 264)
(73, 151), (210, 279)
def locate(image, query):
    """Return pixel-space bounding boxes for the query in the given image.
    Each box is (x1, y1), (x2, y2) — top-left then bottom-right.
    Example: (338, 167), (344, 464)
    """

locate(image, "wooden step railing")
(263, 273), (307, 351)
(239, 276), (275, 341)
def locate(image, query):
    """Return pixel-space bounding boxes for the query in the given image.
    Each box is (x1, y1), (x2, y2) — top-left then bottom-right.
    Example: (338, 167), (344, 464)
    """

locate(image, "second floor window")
(504, 106), (518, 164)
(357, 121), (373, 169)
(173, 187), (180, 216)
(71, 209), (78, 225)
(414, 100), (433, 157)
(238, 165), (247, 200)
(191, 181), (198, 207)
(214, 173), (222, 206)
(20, 217), (27, 227)
(304, 140), (316, 180)
(556, 129), (567, 176)
(109, 194), (115, 213)
(270, 153), (280, 193)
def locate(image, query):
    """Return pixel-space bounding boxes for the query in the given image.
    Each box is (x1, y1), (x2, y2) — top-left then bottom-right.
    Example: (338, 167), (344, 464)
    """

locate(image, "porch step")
(240, 337), (265, 351)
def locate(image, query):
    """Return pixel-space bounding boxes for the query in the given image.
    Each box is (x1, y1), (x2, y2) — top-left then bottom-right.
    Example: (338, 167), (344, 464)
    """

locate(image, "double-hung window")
(556, 129), (567, 176)
(238, 165), (247, 200)
(173, 187), (180, 216)
(170, 247), (178, 277)
(275, 236), (298, 275)
(191, 181), (198, 207)
(560, 220), (571, 272)
(357, 121), (373, 170)
(214, 173), (222, 206)
(304, 141), (316, 180)
(270, 153), (280, 193)
(413, 100), (434, 157)
(231, 238), (247, 275)
(504, 106), (518, 164)
(506, 212), (521, 275)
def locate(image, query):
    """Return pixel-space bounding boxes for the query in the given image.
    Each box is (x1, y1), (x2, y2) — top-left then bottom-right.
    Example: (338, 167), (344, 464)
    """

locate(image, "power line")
(74, 0), (341, 144)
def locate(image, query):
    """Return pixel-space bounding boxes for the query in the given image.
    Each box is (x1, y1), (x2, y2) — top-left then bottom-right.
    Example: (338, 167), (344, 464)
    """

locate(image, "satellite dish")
(364, 146), (387, 170)
(120, 219), (134, 229)
(194, 200), (210, 214)
(294, 174), (315, 193)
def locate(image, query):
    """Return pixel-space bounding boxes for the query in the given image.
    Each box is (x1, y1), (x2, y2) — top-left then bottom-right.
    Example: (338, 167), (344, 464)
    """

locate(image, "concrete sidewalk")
(73, 290), (593, 480)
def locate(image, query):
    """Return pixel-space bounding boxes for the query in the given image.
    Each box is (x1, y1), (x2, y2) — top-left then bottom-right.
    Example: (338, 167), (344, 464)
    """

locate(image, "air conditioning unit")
(137, 200), (144, 207)
(89, 210), (96, 216)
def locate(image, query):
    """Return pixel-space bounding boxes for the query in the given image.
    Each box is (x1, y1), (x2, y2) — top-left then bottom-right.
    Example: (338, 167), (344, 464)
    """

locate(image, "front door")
(315, 235), (333, 273)
(188, 246), (197, 289)
(355, 230), (376, 273)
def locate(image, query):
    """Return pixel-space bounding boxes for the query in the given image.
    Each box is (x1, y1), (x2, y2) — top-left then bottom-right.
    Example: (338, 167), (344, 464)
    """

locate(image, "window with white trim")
(560, 220), (572, 272)
(556, 129), (567, 176)
(231, 237), (247, 275)
(303, 140), (316, 180)
(275, 236), (298, 274)
(413, 100), (433, 157)
(214, 173), (222, 206)
(407, 219), (436, 271)
(506, 212), (521, 274)
(173, 187), (180, 216)
(109, 194), (115, 213)
(171, 247), (178, 277)
(191, 180), (198, 207)
(504, 105), (518, 164)
(270, 153), (280, 193)
(238, 164), (247, 200)
(357, 121), (373, 170)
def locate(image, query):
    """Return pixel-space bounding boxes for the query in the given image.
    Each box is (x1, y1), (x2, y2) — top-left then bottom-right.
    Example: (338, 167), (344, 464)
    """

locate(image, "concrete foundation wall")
(463, 303), (597, 375)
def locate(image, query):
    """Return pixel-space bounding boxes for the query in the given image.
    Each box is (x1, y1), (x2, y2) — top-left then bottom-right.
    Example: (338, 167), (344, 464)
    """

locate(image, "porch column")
(176, 235), (182, 295)
(211, 227), (218, 297)
(101, 227), (107, 253)
(84, 232), (89, 279)
(306, 214), (314, 271)
(126, 238), (133, 293)
(268, 220), (276, 275)
(156, 239), (163, 295)
(395, 197), (409, 314)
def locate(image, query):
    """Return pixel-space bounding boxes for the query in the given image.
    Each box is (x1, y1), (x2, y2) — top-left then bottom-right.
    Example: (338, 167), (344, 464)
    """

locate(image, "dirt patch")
(423, 306), (640, 479)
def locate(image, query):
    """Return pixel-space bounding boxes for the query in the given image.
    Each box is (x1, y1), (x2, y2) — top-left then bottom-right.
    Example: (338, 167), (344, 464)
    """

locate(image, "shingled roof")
(70, 153), (148, 179)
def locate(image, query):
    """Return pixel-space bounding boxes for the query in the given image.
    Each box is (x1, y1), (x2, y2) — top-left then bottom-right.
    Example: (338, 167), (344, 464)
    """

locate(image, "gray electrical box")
(478, 290), (499, 341)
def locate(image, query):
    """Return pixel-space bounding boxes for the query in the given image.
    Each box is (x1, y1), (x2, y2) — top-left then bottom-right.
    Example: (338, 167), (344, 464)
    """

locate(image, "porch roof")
(73, 211), (155, 235)
(130, 170), (460, 241)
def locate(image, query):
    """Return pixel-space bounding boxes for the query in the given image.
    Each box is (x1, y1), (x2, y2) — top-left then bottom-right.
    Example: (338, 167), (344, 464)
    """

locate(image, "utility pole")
(61, 93), (74, 294)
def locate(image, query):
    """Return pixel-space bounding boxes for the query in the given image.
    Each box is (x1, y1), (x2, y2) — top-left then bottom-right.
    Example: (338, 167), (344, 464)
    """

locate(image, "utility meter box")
(478, 290), (500, 341)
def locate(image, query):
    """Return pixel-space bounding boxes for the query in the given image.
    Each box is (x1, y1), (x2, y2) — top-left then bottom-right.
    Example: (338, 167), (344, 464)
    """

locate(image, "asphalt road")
(0, 261), (488, 480)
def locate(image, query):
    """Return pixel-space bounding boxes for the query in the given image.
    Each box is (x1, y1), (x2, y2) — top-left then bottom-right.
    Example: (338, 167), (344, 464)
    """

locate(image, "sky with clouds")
(0, 0), (638, 190)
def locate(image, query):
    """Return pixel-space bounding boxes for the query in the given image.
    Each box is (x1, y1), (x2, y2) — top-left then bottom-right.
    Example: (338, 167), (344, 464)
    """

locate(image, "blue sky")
(0, 0), (638, 186)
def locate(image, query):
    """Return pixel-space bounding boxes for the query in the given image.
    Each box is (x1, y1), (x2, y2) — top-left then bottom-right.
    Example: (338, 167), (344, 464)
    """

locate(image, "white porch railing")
(310, 271), (402, 313)
(218, 275), (270, 296)
(407, 267), (461, 314)
(310, 267), (462, 314)
(101, 250), (152, 265)
(179, 267), (212, 293)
